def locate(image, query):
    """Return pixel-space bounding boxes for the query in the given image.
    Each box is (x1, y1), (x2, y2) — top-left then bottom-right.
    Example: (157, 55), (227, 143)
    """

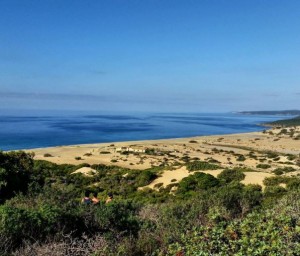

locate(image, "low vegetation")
(266, 116), (300, 127)
(0, 151), (300, 255)
(186, 160), (220, 172)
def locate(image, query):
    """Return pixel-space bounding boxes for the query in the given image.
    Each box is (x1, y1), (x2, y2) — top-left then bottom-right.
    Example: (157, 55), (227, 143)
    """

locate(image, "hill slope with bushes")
(0, 151), (299, 255)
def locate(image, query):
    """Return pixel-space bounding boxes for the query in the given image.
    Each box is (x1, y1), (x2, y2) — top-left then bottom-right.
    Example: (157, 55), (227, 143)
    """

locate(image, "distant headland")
(238, 110), (300, 116)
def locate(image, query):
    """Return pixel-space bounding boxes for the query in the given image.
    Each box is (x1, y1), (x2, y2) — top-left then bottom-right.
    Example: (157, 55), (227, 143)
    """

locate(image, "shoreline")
(21, 125), (300, 190)
(3, 112), (294, 152)
(25, 126), (300, 170)
(22, 125), (271, 152)
(24, 130), (264, 152)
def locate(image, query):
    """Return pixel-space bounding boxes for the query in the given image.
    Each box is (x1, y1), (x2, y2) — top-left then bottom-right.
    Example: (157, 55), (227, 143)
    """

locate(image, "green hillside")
(0, 151), (300, 255)
(266, 116), (300, 127)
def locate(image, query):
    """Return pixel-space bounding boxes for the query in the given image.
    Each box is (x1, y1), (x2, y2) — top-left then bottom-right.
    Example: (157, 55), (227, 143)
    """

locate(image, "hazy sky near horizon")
(0, 0), (299, 113)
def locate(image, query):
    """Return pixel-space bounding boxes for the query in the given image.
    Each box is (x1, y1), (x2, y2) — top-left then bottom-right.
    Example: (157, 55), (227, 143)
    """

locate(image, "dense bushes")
(0, 203), (62, 247)
(272, 166), (296, 175)
(186, 161), (220, 171)
(92, 201), (140, 235)
(263, 176), (294, 186)
(176, 172), (219, 195)
(0, 151), (34, 202)
(163, 197), (300, 255)
(0, 199), (140, 252)
(1, 152), (300, 255)
(217, 169), (245, 183)
(256, 163), (271, 169)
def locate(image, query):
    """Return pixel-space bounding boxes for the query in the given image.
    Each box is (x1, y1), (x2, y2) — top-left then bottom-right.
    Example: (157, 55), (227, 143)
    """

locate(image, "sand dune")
(72, 167), (97, 176)
(26, 126), (300, 188)
(143, 167), (273, 190)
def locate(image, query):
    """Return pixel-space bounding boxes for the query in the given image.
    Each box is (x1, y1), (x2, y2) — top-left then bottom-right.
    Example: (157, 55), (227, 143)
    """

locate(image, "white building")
(116, 146), (146, 153)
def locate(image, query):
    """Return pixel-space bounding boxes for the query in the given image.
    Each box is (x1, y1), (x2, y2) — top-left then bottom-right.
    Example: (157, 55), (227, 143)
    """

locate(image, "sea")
(0, 110), (291, 151)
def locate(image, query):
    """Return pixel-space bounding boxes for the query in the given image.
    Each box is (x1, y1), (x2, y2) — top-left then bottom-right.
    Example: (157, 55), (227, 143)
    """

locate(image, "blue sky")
(0, 0), (299, 112)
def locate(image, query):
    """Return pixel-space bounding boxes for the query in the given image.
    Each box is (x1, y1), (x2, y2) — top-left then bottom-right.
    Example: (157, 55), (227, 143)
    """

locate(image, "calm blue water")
(0, 110), (290, 150)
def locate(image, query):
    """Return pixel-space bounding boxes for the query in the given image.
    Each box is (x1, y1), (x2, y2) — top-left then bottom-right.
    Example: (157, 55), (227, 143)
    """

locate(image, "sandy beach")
(27, 126), (300, 189)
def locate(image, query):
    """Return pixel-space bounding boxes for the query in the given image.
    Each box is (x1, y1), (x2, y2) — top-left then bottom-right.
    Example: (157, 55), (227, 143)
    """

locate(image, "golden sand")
(26, 126), (300, 188)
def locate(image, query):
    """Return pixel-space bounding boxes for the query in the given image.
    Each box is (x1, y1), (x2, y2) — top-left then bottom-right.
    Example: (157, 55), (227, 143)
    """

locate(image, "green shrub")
(0, 204), (62, 245)
(186, 161), (220, 172)
(272, 169), (284, 175)
(0, 151), (34, 202)
(287, 179), (300, 190)
(2, 150), (300, 255)
(286, 154), (297, 161)
(256, 164), (271, 169)
(139, 170), (158, 186)
(272, 167), (295, 175)
(154, 183), (164, 189)
(217, 169), (246, 183)
(263, 176), (292, 186)
(264, 186), (287, 198)
(236, 155), (246, 161)
(176, 172), (219, 195)
(163, 191), (300, 255)
(93, 201), (139, 235)
(266, 152), (279, 159)
(100, 151), (110, 154)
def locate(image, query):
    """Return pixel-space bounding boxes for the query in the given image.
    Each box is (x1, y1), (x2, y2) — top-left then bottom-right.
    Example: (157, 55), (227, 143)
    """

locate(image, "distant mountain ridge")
(238, 110), (300, 115)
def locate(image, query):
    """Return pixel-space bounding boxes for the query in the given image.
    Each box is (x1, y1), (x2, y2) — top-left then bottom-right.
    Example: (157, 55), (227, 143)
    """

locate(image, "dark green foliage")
(273, 169), (284, 175)
(266, 115), (300, 127)
(287, 179), (300, 190)
(231, 166), (255, 172)
(206, 157), (220, 163)
(145, 148), (156, 155)
(1, 151), (300, 255)
(99, 151), (110, 154)
(0, 203), (62, 245)
(176, 172), (219, 195)
(154, 182), (163, 189)
(263, 176), (294, 186)
(264, 186), (287, 199)
(256, 163), (271, 169)
(264, 185), (287, 206)
(236, 154), (246, 161)
(135, 170), (158, 187)
(163, 192), (300, 255)
(211, 183), (262, 218)
(217, 169), (246, 183)
(0, 151), (34, 202)
(186, 161), (220, 171)
(93, 201), (139, 234)
(272, 166), (295, 175)
(287, 154), (297, 161)
(265, 151), (279, 159)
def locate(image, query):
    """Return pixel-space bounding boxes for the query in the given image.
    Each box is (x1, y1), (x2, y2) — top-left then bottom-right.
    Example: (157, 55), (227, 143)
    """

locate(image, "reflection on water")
(0, 111), (290, 150)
